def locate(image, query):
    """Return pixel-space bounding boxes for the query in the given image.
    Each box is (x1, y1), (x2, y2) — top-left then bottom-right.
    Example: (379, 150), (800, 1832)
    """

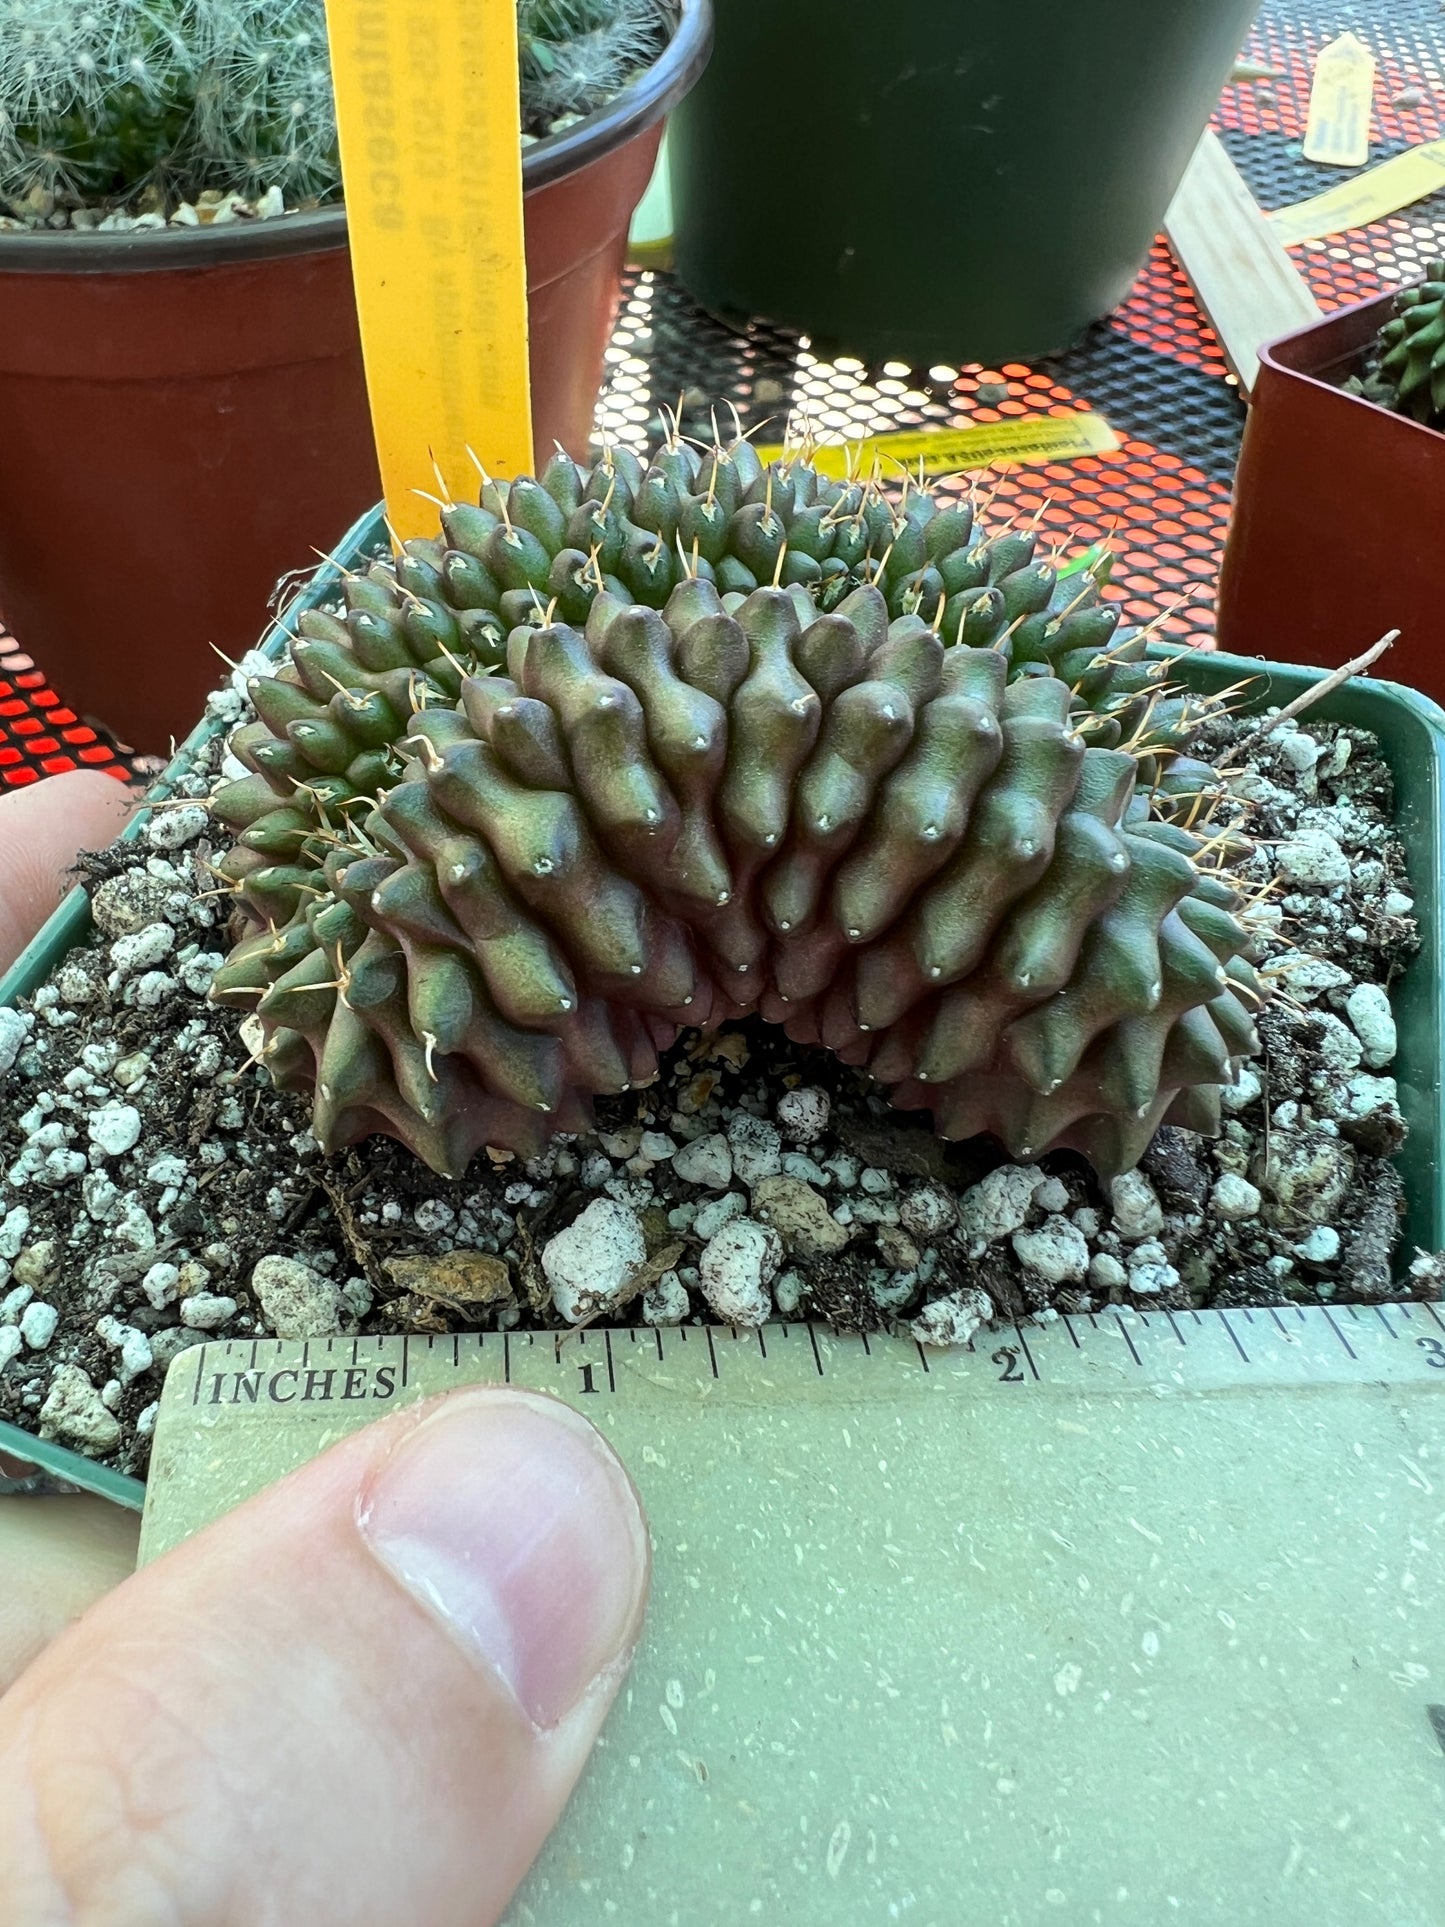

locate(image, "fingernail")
(358, 1389), (649, 1730)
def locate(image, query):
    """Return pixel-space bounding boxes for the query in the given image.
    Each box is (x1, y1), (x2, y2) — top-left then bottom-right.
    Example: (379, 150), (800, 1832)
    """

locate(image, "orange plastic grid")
(0, 632), (131, 790)
(3, 0), (1445, 783)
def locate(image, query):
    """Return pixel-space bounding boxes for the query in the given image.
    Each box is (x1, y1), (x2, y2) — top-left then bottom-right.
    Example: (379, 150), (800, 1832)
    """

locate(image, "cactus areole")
(208, 435), (1263, 1180)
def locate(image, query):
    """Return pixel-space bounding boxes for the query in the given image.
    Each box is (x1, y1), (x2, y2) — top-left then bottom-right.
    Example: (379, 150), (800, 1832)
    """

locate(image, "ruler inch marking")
(1425, 1301), (1445, 1334)
(914, 1341), (931, 1374)
(1164, 1309), (1188, 1347)
(503, 1333), (511, 1384)
(706, 1328), (720, 1380)
(1114, 1314), (1144, 1369)
(605, 1330), (616, 1394)
(1376, 1304), (1398, 1337)
(1322, 1307), (1358, 1359)
(758, 1328), (769, 1358)
(808, 1324), (826, 1377)
(1061, 1314), (1082, 1350)
(1217, 1311), (1250, 1364)
(1013, 1321), (1042, 1381)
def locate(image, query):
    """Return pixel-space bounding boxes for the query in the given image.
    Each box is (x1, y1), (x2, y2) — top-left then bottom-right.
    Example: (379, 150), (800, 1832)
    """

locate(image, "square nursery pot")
(5, 518), (1445, 1508)
(1215, 292), (1445, 703)
(0, 0), (711, 759)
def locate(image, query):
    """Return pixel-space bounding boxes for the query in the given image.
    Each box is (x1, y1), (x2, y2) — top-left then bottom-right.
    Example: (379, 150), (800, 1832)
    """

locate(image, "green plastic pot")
(667, 0), (1260, 365)
(4, 519), (1444, 1506)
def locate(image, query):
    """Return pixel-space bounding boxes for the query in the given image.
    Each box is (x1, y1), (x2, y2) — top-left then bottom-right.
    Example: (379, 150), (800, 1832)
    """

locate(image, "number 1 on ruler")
(324, 0), (534, 539)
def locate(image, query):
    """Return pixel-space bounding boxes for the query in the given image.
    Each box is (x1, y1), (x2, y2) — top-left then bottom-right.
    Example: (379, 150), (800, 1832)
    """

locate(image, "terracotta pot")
(0, 0), (711, 753)
(1216, 292), (1445, 701)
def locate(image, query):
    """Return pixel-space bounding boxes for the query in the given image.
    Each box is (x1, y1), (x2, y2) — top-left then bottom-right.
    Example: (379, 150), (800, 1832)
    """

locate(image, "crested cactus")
(1346, 259), (1445, 433)
(207, 433), (1263, 1181)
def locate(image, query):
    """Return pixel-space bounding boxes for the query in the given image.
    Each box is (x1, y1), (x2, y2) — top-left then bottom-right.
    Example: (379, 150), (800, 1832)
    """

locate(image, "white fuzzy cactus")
(0, 0), (673, 214)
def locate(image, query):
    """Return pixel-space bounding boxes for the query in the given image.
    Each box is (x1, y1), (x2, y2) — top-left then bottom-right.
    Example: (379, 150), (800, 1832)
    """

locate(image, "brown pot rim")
(1257, 286), (1445, 447)
(0, 0), (711, 276)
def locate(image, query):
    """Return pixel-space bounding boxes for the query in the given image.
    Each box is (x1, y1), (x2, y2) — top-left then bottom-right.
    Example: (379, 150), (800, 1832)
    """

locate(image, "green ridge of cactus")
(1346, 260), (1445, 432)
(206, 435), (1262, 1181)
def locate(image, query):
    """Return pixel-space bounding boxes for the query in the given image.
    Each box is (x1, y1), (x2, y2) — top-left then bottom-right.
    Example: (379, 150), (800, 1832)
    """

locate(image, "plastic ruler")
(142, 1306), (1445, 1926)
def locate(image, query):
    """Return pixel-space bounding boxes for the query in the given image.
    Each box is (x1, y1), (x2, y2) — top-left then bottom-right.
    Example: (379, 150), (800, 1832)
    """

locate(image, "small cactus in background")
(518, 0), (672, 137)
(0, 0), (675, 214)
(1346, 260), (1445, 433)
(207, 433), (1264, 1182)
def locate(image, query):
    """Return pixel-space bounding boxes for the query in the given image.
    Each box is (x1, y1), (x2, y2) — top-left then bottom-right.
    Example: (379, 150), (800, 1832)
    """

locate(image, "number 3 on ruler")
(1418, 1337), (1445, 1369)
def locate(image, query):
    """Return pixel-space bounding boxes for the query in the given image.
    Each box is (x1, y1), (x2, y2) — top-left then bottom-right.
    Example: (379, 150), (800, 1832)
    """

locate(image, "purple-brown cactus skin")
(207, 441), (1262, 1179)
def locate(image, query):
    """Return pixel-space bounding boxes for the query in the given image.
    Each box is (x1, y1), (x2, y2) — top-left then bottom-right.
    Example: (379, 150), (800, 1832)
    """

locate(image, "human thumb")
(0, 1386), (651, 1926)
(0, 768), (136, 972)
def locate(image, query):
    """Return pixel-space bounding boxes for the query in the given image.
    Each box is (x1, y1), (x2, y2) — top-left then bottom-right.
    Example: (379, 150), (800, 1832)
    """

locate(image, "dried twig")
(1231, 630), (1398, 757)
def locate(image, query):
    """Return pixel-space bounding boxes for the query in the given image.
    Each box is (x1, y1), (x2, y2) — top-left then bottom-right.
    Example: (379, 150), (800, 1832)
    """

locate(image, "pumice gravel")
(0, 660), (1439, 1476)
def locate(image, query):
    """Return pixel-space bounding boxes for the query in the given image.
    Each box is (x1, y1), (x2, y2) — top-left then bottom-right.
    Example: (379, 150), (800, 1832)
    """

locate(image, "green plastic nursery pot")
(3, 522), (1444, 1506)
(667, 0), (1259, 365)
(0, 0), (712, 758)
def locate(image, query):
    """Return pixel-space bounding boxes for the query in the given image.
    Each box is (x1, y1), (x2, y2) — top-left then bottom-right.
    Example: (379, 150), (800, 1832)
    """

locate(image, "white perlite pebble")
(96, 1314), (154, 1383)
(87, 1102), (142, 1158)
(1345, 983), (1397, 1069)
(958, 1164), (1044, 1243)
(1295, 1226), (1341, 1263)
(0, 1207), (30, 1260)
(39, 1364), (121, 1454)
(109, 921), (176, 979)
(1126, 1240), (1180, 1295)
(1088, 1252), (1128, 1291)
(726, 1113), (783, 1189)
(692, 1190), (747, 1242)
(900, 1185), (956, 1240)
(0, 1326), (21, 1368)
(1, 1284), (32, 1323)
(19, 1300), (58, 1350)
(142, 1261), (181, 1310)
(1221, 1063), (1263, 1114)
(543, 1199), (647, 1324)
(1032, 1176), (1071, 1215)
(181, 1292), (239, 1331)
(145, 804), (209, 850)
(1012, 1217), (1089, 1284)
(1209, 1174), (1262, 1221)
(671, 1133), (733, 1189)
(413, 1198), (456, 1234)
(641, 1269), (689, 1325)
(1109, 1170), (1165, 1241)
(910, 1287), (993, 1349)
(0, 1007), (29, 1076)
(250, 1254), (342, 1339)
(1274, 830), (1351, 887)
(1269, 952), (1352, 998)
(698, 1218), (780, 1327)
(776, 1086), (830, 1143)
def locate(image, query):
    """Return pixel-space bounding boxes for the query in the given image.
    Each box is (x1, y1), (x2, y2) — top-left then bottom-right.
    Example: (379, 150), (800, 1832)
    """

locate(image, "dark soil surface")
(0, 663), (1436, 1476)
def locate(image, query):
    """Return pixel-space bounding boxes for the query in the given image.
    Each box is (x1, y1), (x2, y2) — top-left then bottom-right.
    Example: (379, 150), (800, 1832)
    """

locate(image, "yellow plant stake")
(323, 0), (533, 541)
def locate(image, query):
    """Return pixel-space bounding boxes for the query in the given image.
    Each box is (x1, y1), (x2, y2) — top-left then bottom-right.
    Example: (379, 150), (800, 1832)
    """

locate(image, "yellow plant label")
(323, 0), (533, 542)
(758, 412), (1118, 479)
(1302, 31), (1376, 167)
(1269, 138), (1445, 245)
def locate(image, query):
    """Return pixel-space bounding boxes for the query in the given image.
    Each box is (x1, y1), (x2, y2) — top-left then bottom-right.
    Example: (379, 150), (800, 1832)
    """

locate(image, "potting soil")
(0, 667), (1436, 1477)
